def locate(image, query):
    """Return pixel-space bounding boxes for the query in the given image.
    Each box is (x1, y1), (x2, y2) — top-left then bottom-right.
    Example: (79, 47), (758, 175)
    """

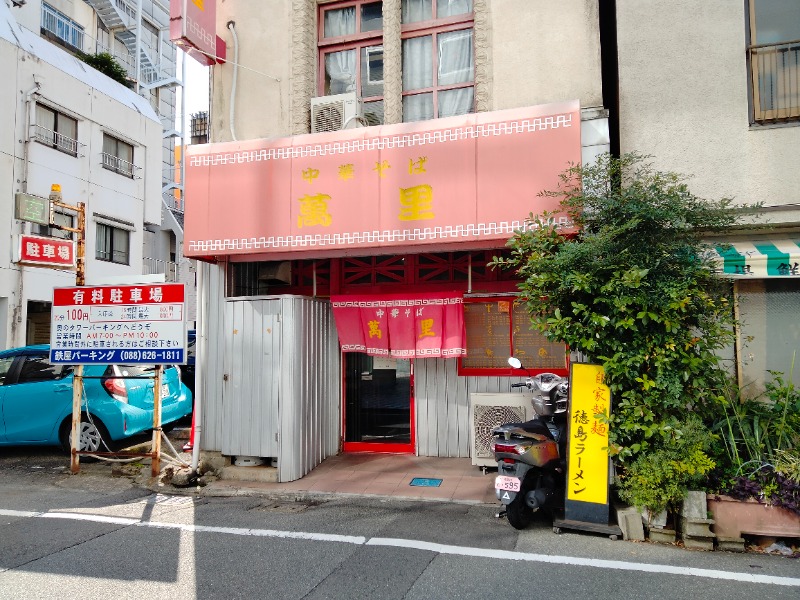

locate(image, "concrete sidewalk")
(201, 452), (498, 505)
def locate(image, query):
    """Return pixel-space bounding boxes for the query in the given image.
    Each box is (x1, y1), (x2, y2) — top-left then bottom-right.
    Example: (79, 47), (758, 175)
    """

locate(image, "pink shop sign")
(184, 100), (581, 259)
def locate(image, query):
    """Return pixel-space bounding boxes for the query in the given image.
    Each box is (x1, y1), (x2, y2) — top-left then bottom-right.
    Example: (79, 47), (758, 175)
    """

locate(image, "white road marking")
(1, 508), (798, 587)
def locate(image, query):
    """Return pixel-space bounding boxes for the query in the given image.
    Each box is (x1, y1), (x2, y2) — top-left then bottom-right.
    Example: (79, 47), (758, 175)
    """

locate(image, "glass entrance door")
(343, 353), (414, 453)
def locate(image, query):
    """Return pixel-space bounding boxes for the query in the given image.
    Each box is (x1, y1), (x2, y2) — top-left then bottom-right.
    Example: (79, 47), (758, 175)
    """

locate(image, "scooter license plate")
(495, 475), (521, 492)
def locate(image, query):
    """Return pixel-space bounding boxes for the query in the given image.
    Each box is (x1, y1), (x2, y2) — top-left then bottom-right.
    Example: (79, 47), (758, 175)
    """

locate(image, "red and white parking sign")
(50, 283), (187, 364)
(18, 234), (76, 267)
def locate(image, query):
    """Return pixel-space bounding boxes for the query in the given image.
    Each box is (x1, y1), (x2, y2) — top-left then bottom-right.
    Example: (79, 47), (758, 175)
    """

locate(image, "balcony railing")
(143, 257), (178, 282)
(749, 39), (800, 122)
(31, 124), (80, 156)
(41, 3), (86, 52)
(101, 152), (139, 178)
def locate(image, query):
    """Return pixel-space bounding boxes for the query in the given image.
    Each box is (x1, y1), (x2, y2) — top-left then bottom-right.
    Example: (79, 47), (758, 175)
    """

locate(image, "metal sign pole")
(151, 365), (163, 477)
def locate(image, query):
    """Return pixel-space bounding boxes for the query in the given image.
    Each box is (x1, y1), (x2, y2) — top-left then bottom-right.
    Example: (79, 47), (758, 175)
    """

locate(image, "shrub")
(78, 52), (133, 89)
(615, 416), (716, 515)
(492, 153), (756, 463)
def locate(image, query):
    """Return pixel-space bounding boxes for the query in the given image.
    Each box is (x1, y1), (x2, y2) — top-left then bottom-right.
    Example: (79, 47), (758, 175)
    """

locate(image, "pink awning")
(331, 293), (465, 358)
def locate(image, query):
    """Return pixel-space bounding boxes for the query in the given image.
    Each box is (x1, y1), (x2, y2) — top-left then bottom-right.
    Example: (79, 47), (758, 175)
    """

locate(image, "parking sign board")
(50, 283), (187, 364)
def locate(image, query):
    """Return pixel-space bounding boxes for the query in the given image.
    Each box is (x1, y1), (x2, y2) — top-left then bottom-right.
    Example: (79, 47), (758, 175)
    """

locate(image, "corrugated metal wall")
(414, 358), (525, 458)
(277, 297), (341, 482)
(221, 300), (281, 458)
(197, 262), (227, 452)
(197, 263), (340, 482)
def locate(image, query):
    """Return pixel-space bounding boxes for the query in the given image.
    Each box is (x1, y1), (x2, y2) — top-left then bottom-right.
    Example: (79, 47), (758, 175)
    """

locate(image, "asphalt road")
(1, 445), (798, 599)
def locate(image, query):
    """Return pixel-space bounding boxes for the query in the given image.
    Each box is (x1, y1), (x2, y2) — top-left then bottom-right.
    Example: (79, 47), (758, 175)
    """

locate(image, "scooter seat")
(493, 419), (555, 440)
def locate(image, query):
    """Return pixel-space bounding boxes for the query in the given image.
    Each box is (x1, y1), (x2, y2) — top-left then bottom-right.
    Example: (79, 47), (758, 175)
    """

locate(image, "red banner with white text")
(331, 293), (465, 358)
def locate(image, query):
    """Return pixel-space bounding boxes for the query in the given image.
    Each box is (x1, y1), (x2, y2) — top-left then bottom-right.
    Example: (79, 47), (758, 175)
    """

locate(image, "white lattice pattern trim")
(341, 344), (466, 357)
(186, 16), (214, 48)
(189, 114), (573, 167)
(189, 221), (528, 252)
(332, 297), (463, 309)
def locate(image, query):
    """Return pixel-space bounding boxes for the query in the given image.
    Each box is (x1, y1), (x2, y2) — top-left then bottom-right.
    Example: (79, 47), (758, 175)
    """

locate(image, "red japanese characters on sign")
(18, 234), (76, 268)
(331, 293), (465, 358)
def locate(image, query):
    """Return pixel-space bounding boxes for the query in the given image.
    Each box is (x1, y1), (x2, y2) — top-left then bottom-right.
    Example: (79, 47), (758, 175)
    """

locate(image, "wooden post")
(70, 364), (83, 474)
(151, 365), (163, 477)
(67, 197), (86, 474)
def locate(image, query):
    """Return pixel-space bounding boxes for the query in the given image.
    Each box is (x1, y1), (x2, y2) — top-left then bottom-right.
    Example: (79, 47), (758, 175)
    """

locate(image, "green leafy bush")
(492, 153), (755, 463)
(77, 52), (133, 89)
(708, 371), (800, 514)
(616, 416), (716, 515)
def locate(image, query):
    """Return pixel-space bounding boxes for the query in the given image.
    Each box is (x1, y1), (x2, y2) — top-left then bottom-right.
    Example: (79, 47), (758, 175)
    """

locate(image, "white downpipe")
(228, 21), (239, 142)
(135, 0), (143, 94)
(180, 54), (186, 195)
(190, 263), (204, 472)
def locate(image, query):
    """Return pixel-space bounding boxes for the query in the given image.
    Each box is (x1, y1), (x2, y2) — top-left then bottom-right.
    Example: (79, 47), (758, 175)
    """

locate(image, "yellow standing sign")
(560, 363), (617, 529)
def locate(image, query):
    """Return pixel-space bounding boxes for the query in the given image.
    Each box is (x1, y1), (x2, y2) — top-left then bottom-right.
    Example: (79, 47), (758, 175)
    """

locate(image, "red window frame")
(458, 297), (569, 377)
(318, 1), (385, 123)
(401, 1), (475, 121)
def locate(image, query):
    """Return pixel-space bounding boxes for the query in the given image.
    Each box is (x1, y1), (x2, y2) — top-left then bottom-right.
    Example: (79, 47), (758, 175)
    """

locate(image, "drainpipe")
(190, 262), (204, 472)
(22, 77), (42, 192)
(135, 0), (143, 94)
(228, 21), (238, 141)
(14, 77), (42, 345)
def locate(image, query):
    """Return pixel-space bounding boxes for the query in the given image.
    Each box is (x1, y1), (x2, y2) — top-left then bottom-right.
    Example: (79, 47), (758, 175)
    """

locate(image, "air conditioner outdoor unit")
(469, 393), (530, 468)
(310, 92), (363, 133)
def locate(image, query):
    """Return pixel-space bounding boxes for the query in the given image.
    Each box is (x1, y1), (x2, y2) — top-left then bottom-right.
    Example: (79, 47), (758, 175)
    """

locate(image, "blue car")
(0, 345), (193, 453)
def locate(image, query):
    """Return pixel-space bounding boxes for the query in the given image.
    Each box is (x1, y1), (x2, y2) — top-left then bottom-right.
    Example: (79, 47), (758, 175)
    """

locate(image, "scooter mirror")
(507, 357), (522, 369)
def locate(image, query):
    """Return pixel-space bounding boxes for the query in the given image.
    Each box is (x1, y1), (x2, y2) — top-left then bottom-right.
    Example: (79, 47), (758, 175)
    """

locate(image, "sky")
(176, 53), (210, 144)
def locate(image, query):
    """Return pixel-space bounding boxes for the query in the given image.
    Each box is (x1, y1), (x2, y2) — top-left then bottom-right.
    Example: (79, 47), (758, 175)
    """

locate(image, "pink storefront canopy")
(331, 293), (465, 358)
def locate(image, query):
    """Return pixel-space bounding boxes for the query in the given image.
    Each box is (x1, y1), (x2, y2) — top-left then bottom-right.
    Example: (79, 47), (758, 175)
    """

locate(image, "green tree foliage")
(77, 52), (133, 89)
(493, 153), (755, 463)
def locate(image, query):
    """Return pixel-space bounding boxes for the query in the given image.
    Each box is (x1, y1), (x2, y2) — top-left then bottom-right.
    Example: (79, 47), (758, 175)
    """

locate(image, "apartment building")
(1, 0), (166, 346)
(2, 0), (197, 345)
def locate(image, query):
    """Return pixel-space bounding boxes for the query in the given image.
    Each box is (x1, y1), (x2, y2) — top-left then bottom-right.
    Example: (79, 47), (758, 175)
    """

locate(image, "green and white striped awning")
(714, 239), (800, 278)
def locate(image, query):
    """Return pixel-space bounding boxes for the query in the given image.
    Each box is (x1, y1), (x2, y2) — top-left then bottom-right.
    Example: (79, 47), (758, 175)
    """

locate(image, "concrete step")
(220, 465), (279, 484)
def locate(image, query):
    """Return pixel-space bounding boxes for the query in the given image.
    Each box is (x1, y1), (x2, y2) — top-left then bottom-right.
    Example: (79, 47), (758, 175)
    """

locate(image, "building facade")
(1, 0), (165, 347)
(4, 0), (197, 338)
(184, 0), (799, 479)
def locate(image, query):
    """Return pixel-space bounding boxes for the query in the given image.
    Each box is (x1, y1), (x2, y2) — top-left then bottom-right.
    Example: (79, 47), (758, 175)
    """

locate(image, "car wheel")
(59, 414), (112, 455)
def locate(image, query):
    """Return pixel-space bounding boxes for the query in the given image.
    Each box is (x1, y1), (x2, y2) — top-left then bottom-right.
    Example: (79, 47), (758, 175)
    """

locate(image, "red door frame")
(341, 355), (416, 454)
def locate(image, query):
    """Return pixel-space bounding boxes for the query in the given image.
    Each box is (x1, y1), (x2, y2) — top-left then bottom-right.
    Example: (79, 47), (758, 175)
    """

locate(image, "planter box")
(707, 494), (800, 539)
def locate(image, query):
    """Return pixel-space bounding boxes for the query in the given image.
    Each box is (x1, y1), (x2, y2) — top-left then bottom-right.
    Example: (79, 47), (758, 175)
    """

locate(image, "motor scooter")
(493, 357), (569, 529)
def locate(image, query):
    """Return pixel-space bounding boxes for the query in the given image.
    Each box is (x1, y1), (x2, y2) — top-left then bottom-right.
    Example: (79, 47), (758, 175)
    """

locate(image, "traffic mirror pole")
(48, 184), (86, 475)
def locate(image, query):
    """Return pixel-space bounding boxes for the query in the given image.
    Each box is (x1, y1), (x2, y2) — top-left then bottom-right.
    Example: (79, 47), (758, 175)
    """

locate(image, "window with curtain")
(101, 134), (135, 178)
(748, 0), (800, 122)
(319, 1), (385, 126)
(34, 104), (78, 156)
(96, 223), (130, 265)
(401, 0), (474, 122)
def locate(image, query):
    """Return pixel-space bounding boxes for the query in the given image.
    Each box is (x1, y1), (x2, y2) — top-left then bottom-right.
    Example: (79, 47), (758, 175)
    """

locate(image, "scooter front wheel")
(505, 494), (533, 530)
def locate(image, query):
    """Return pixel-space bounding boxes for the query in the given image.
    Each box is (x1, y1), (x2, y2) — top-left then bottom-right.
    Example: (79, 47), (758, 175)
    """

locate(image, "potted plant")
(707, 372), (800, 539)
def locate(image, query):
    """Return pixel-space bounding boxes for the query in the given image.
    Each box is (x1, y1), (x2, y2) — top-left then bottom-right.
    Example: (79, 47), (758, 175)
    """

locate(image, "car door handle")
(53, 384), (72, 392)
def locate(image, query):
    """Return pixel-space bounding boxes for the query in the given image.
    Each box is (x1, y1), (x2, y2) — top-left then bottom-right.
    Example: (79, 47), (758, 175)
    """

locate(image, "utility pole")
(48, 184), (86, 474)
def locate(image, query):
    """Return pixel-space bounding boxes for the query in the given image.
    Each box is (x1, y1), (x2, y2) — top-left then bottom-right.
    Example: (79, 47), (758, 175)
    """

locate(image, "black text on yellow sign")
(567, 363), (611, 505)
